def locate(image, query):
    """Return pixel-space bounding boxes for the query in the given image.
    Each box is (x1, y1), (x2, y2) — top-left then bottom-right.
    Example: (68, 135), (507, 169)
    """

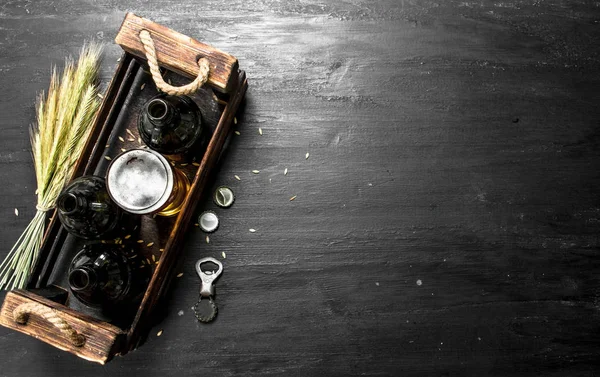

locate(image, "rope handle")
(13, 302), (86, 347)
(139, 29), (210, 96)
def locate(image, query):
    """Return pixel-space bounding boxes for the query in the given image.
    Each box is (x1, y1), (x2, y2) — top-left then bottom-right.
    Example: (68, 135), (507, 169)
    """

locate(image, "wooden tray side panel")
(115, 13), (239, 93)
(0, 291), (124, 364)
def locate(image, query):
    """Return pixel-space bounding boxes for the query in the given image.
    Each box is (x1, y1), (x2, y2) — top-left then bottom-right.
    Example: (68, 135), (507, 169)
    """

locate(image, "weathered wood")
(0, 290), (124, 364)
(2, 1), (600, 376)
(115, 13), (239, 94)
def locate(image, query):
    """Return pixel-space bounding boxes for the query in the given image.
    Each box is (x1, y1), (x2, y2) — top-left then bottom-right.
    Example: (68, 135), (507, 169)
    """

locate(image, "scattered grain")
(305, 152), (310, 160)
(147, 242), (154, 247)
(121, 148), (126, 152)
(177, 273), (183, 278)
(126, 129), (135, 138)
(157, 330), (163, 337)
(104, 156), (111, 160)
(234, 175), (241, 181)
(258, 127), (263, 135)
(140, 83), (146, 90)
(206, 235), (210, 244)
(137, 240), (144, 243)
(222, 251), (226, 259)
(192, 162), (200, 167)
(152, 255), (156, 262)
(284, 168), (288, 175)
(118, 136), (125, 142)
(159, 248), (164, 252)
(14, 208), (19, 216)
(234, 117), (237, 124)
(234, 131), (241, 136)
(194, 223), (199, 227)
(252, 170), (260, 174)
(138, 137), (142, 144)
(249, 228), (256, 233)
(289, 195), (297, 201)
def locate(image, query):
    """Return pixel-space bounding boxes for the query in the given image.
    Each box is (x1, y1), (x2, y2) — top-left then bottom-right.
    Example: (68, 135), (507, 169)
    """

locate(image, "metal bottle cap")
(198, 211), (219, 233)
(106, 149), (174, 215)
(213, 186), (235, 208)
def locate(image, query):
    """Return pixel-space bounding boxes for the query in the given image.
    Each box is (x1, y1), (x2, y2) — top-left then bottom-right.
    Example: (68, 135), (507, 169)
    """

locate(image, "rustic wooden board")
(115, 13), (239, 94)
(0, 290), (124, 364)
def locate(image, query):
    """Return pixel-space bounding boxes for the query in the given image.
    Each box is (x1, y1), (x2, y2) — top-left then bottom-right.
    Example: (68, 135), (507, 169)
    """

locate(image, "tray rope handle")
(139, 29), (210, 96)
(13, 302), (86, 347)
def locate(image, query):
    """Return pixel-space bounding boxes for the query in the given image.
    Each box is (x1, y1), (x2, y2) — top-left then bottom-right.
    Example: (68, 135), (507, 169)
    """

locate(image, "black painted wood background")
(1, 1), (599, 376)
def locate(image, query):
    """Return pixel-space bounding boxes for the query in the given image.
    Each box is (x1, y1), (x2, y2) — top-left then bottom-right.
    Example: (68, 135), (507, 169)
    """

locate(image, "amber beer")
(106, 149), (190, 217)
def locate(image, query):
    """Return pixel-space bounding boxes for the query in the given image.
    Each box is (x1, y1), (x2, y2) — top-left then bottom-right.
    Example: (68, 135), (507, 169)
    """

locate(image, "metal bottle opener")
(192, 257), (223, 323)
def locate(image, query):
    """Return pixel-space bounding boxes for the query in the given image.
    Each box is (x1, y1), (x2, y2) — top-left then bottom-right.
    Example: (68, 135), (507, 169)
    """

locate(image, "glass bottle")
(138, 94), (204, 156)
(68, 243), (144, 308)
(57, 176), (122, 239)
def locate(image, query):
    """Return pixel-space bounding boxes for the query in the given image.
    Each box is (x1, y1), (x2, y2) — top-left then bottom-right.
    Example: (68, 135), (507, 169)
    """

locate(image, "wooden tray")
(0, 13), (247, 364)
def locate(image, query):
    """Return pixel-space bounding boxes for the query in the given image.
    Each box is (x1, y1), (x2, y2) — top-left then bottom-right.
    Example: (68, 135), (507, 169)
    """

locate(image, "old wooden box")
(0, 13), (247, 364)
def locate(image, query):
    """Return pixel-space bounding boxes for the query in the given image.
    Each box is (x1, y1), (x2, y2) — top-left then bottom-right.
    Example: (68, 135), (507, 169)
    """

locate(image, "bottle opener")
(192, 257), (223, 323)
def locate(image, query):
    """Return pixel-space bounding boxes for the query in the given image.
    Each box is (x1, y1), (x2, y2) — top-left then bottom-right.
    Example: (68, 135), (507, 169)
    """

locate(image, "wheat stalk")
(0, 43), (103, 290)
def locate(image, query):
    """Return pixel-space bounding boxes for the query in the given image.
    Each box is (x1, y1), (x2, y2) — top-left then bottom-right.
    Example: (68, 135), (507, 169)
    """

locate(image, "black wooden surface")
(1, 1), (599, 375)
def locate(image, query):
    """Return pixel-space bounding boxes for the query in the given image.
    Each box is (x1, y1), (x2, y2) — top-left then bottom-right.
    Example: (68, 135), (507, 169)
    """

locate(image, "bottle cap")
(106, 149), (174, 215)
(198, 211), (219, 233)
(213, 186), (235, 208)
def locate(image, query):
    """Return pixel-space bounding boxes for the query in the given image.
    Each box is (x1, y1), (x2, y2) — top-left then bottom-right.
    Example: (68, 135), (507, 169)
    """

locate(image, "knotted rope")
(139, 30), (210, 96)
(13, 302), (86, 347)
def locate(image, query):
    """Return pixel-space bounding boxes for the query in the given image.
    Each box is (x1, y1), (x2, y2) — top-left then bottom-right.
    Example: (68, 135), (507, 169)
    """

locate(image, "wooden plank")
(115, 13), (239, 93)
(4, 1), (600, 375)
(0, 290), (124, 364)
